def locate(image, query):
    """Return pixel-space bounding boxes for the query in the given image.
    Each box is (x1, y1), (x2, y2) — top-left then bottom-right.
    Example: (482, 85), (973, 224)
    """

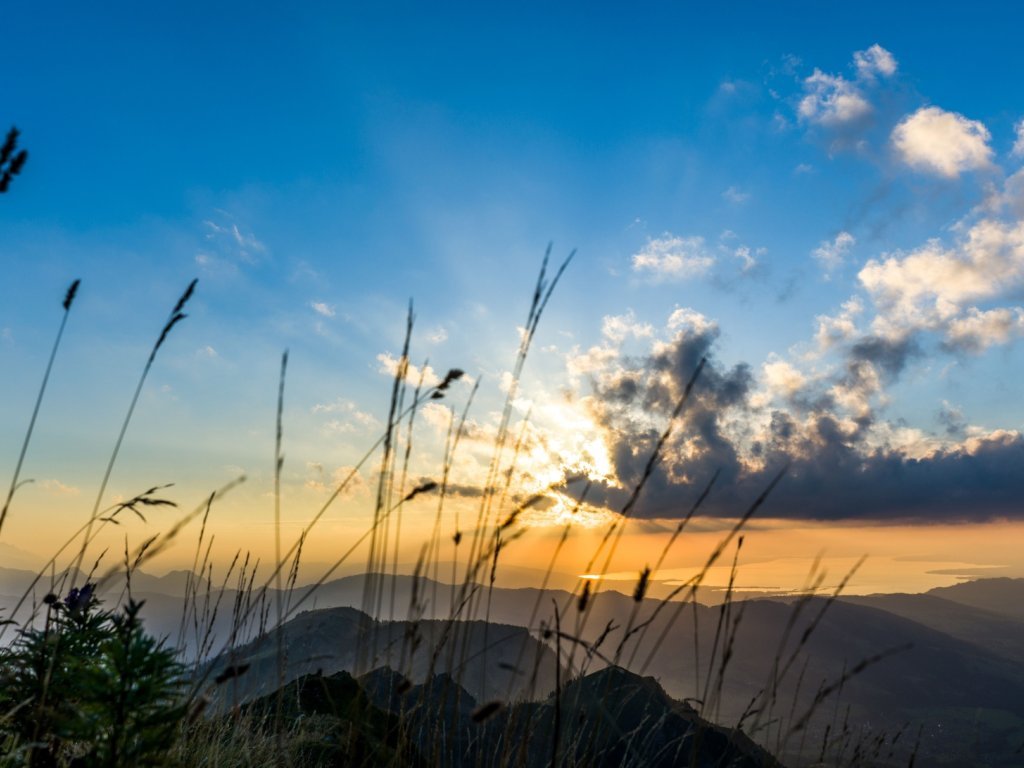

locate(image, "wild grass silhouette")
(0, 260), (955, 767)
(0, 126), (28, 194)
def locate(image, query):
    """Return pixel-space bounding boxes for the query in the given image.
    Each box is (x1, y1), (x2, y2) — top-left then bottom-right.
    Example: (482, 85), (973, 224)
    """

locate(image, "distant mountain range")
(926, 577), (1024, 623)
(3, 566), (1023, 766)
(201, 605), (562, 707)
(841, 591), (1024, 665)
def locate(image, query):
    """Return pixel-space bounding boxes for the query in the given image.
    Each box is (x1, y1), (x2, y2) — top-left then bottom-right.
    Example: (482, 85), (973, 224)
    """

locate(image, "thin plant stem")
(273, 350), (287, 764)
(0, 278), (80, 536)
(73, 279), (198, 578)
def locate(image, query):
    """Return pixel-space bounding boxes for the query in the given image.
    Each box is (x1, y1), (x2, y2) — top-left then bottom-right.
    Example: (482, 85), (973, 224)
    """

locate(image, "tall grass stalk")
(384, 359), (426, 628)
(0, 278), (79, 537)
(272, 349), (288, 763)
(72, 278), (198, 578)
(359, 303), (413, 674)
(566, 355), (707, 677)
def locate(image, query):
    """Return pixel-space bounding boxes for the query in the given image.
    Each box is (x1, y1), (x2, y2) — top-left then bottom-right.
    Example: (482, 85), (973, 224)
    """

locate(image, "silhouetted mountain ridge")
(201, 604), (562, 708)
(241, 663), (781, 767)
(927, 577), (1024, 622)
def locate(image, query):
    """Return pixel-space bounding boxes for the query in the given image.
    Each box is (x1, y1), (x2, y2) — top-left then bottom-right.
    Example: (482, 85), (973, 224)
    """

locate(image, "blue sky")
(4, 2), (1024, 572)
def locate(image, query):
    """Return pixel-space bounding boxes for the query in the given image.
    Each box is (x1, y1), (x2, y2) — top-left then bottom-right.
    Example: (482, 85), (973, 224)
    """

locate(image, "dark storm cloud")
(436, 482), (486, 499)
(575, 323), (752, 516)
(572, 419), (1024, 522)
(849, 335), (920, 378)
(628, 323), (753, 416)
(937, 402), (967, 439)
(564, 323), (1024, 523)
(757, 429), (1024, 521)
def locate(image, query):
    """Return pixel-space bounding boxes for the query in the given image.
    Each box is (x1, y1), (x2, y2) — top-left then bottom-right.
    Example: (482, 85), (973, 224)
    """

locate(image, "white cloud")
(891, 107), (993, 178)
(311, 398), (380, 433)
(860, 218), (1024, 336)
(304, 463), (368, 497)
(420, 402), (456, 432)
(762, 357), (807, 399)
(566, 344), (619, 380)
(376, 353), (442, 387)
(205, 220), (265, 251)
(40, 479), (81, 497)
(722, 186), (750, 204)
(312, 399), (376, 422)
(771, 112), (791, 132)
(601, 312), (654, 343)
(797, 45), (896, 130)
(666, 306), (715, 334)
(196, 345), (218, 359)
(799, 70), (871, 126)
(231, 223), (263, 252)
(311, 301), (335, 318)
(1013, 118), (1024, 158)
(853, 44), (898, 79)
(203, 218), (266, 264)
(946, 307), (1024, 352)
(426, 326), (448, 344)
(733, 246), (755, 272)
(631, 235), (714, 281)
(832, 168), (1024, 360)
(979, 168), (1024, 216)
(813, 231), (856, 274)
(814, 297), (864, 351)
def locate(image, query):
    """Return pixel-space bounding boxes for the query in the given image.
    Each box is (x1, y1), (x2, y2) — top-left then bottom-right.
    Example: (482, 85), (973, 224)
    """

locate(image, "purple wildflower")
(64, 583), (95, 615)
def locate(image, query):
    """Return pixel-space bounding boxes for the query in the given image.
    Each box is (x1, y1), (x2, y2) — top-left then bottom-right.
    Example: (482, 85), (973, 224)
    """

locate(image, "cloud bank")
(560, 305), (1024, 522)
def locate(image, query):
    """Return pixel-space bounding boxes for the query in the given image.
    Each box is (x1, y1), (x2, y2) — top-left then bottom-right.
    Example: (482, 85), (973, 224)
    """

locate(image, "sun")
(519, 491), (619, 529)
(507, 400), (621, 528)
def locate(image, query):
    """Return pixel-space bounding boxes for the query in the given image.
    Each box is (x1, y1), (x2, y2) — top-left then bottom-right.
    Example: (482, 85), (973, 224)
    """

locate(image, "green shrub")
(0, 587), (188, 767)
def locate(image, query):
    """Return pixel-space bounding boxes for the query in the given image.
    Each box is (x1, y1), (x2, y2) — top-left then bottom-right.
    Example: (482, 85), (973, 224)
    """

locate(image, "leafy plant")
(0, 587), (188, 767)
